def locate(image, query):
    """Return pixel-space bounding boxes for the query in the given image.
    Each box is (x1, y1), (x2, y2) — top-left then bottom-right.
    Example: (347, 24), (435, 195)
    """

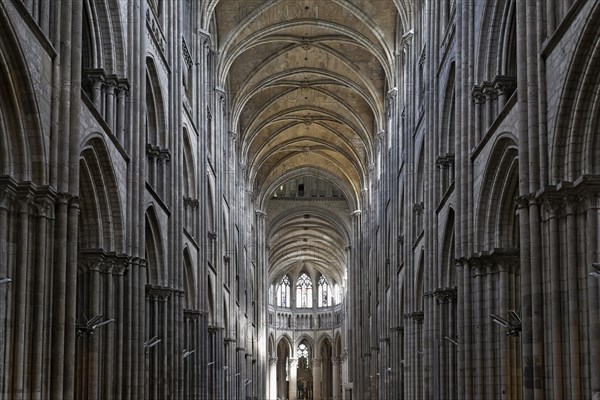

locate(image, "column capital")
(288, 358), (298, 367)
(255, 210), (267, 218)
(34, 195), (55, 218)
(0, 186), (15, 210)
(268, 357), (278, 366)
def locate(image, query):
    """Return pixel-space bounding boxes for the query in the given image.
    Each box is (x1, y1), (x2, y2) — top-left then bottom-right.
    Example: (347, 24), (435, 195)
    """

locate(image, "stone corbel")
(471, 85), (486, 104)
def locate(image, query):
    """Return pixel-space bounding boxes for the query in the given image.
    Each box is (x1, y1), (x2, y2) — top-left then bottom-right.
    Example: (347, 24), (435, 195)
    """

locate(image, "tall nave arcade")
(0, 0), (599, 399)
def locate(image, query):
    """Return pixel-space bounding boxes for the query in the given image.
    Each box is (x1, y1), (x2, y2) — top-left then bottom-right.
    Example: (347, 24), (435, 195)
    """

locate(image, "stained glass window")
(318, 274), (329, 307)
(277, 275), (291, 307)
(296, 273), (313, 308)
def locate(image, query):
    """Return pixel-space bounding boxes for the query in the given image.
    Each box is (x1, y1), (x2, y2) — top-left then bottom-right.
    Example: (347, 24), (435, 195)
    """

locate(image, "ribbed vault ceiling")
(207, 0), (407, 284)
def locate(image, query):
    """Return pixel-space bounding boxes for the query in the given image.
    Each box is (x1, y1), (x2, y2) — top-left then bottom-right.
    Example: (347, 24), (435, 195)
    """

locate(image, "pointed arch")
(415, 248), (425, 311)
(475, 134), (519, 252)
(81, 0), (126, 75)
(183, 247), (196, 310)
(440, 208), (456, 288)
(276, 334), (294, 357)
(182, 128), (196, 198)
(551, 0), (600, 182)
(78, 135), (125, 252)
(207, 273), (215, 325)
(145, 206), (165, 285)
(146, 56), (167, 147)
(0, 4), (45, 184)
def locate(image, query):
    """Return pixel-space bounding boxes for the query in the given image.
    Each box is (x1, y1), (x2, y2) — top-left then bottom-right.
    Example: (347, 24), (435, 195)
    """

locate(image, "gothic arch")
(440, 208), (456, 288)
(415, 248), (425, 311)
(206, 175), (215, 233)
(146, 56), (167, 148)
(182, 128), (196, 198)
(78, 135), (125, 252)
(276, 334), (294, 357)
(316, 333), (333, 353)
(145, 206), (165, 285)
(551, 0), (600, 182)
(82, 0), (126, 75)
(207, 273), (215, 325)
(440, 61), (456, 156)
(333, 332), (343, 357)
(475, 134), (519, 252)
(268, 333), (276, 358)
(183, 247), (196, 310)
(0, 3), (45, 184)
(474, 0), (516, 81)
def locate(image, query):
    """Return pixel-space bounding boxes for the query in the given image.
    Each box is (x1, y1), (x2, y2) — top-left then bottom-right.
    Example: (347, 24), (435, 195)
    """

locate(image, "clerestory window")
(296, 273), (313, 308)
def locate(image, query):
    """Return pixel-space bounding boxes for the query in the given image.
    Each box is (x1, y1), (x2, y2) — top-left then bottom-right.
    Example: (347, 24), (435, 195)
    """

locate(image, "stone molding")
(432, 287), (457, 304)
(404, 311), (424, 324)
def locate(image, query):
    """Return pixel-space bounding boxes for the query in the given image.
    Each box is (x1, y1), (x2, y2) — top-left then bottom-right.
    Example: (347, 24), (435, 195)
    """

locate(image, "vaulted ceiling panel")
(210, 0), (405, 282)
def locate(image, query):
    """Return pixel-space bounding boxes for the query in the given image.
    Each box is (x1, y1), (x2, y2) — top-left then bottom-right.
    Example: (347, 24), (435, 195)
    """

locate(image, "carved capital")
(404, 311), (424, 324)
(146, 285), (173, 301)
(471, 86), (486, 104)
(158, 149), (171, 163)
(0, 187), (15, 210)
(483, 82), (498, 100)
(78, 250), (107, 272)
(433, 287), (457, 304)
(33, 195), (54, 218)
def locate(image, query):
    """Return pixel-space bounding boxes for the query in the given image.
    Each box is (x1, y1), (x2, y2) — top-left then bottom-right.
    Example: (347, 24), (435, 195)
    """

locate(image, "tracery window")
(296, 273), (313, 308)
(298, 343), (309, 360)
(317, 275), (329, 307)
(276, 275), (291, 307)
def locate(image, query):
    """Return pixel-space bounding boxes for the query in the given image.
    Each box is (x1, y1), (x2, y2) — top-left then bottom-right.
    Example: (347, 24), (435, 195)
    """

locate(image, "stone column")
(288, 358), (298, 400)
(332, 356), (341, 400)
(105, 77), (116, 132)
(116, 80), (129, 144)
(269, 357), (278, 399)
(312, 358), (322, 400)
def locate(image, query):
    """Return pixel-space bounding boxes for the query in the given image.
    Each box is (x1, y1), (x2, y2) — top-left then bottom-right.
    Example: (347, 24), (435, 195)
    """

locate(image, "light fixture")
(490, 310), (521, 337)
(144, 336), (162, 353)
(444, 336), (459, 346)
(183, 349), (195, 359)
(76, 314), (114, 336)
(0, 277), (11, 285)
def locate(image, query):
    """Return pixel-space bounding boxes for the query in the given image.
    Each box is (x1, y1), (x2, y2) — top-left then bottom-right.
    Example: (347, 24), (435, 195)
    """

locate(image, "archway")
(276, 336), (293, 399)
